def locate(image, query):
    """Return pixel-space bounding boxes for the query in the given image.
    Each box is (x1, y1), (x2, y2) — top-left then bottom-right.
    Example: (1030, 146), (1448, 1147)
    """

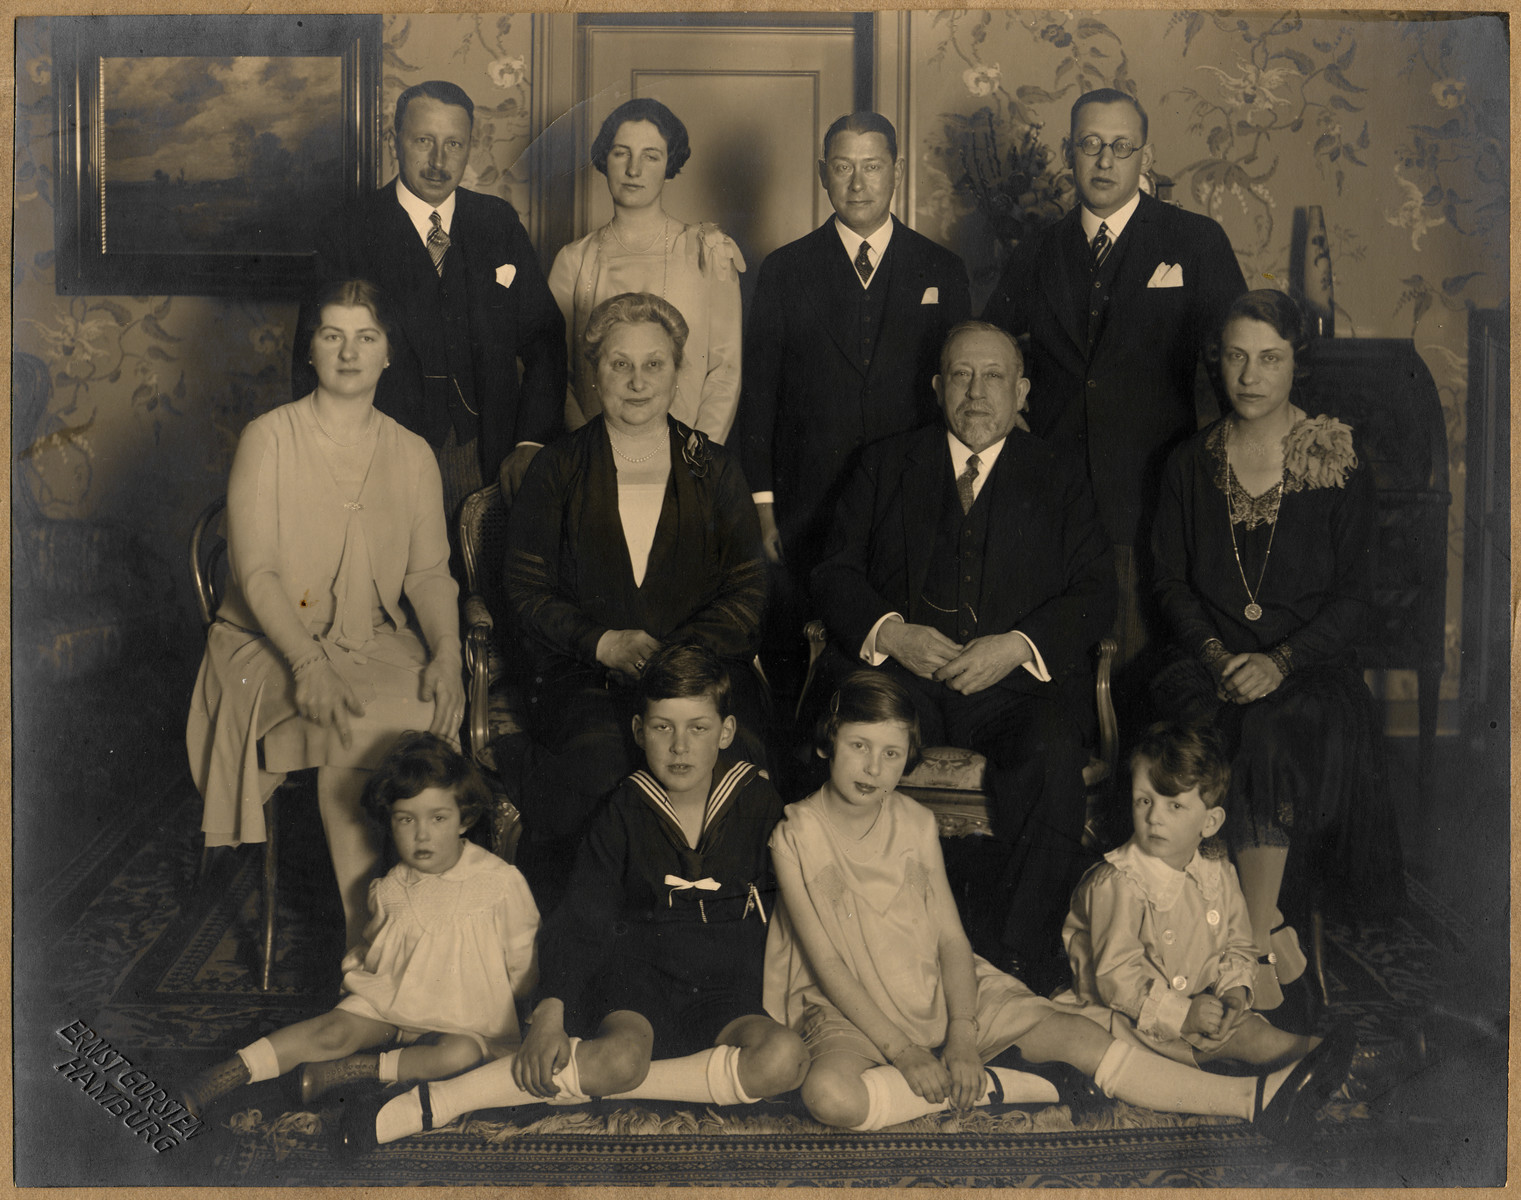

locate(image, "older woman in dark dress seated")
(1150, 289), (1403, 1029)
(503, 292), (768, 875)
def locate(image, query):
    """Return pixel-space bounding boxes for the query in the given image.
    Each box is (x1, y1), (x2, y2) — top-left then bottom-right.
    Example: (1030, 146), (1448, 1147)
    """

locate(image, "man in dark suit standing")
(982, 89), (1245, 677)
(739, 113), (970, 698)
(813, 321), (1115, 989)
(294, 80), (565, 518)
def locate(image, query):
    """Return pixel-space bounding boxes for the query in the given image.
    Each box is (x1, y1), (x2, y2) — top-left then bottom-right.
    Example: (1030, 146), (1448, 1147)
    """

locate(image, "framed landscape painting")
(53, 14), (381, 296)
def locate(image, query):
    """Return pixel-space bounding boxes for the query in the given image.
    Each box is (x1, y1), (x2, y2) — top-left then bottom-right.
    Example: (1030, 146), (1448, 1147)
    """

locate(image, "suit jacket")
(738, 216), (970, 568)
(812, 424), (1115, 720)
(982, 193), (1245, 548)
(293, 182), (565, 479)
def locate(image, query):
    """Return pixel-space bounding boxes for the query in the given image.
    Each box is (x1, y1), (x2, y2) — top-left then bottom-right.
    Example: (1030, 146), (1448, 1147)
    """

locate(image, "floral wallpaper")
(914, 9), (1507, 713)
(11, 12), (1504, 717)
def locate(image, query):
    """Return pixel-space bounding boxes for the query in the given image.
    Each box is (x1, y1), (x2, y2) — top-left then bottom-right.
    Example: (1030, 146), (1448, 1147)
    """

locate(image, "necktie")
(427, 211), (450, 276)
(1090, 221), (1112, 271)
(853, 239), (874, 284)
(956, 453), (981, 515)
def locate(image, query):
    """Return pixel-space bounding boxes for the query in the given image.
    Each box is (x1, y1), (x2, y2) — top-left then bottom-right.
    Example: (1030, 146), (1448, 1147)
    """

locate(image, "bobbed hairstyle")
(590, 98), (691, 178)
(360, 730), (491, 832)
(1070, 87), (1149, 144)
(638, 642), (733, 719)
(299, 278), (397, 361)
(815, 670), (922, 772)
(940, 319), (1025, 378)
(1206, 288), (1315, 385)
(395, 80), (475, 135)
(1129, 720), (1231, 809)
(582, 291), (690, 373)
(822, 111), (899, 162)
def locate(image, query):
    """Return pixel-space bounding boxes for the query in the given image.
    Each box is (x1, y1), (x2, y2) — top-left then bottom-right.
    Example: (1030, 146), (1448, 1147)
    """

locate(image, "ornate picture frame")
(53, 14), (381, 297)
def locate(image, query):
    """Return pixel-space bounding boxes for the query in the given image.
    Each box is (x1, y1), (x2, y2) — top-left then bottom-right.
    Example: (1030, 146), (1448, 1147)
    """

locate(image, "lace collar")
(1104, 838), (1221, 911)
(396, 839), (493, 887)
(1207, 415), (1359, 529)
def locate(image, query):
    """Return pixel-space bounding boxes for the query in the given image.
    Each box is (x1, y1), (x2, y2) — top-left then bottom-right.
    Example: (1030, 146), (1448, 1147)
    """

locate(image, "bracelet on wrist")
(948, 1015), (979, 1033)
(290, 649), (326, 678)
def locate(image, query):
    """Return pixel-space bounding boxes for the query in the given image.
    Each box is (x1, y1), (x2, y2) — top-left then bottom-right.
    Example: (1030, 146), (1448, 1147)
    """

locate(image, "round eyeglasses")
(1073, 135), (1141, 159)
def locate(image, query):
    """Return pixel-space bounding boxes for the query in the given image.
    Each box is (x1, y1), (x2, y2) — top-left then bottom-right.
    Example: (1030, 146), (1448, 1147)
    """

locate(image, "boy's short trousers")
(1050, 991), (1278, 1064)
(799, 960), (1060, 1065)
(582, 964), (766, 1058)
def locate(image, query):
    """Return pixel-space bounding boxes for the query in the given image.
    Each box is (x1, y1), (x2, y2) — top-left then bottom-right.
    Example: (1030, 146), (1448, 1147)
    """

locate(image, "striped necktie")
(427, 211), (450, 276)
(1090, 221), (1113, 270)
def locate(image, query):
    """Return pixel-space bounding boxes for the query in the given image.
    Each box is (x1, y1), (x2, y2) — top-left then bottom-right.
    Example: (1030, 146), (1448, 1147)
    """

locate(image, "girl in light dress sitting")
(761, 671), (1351, 1140)
(178, 732), (539, 1118)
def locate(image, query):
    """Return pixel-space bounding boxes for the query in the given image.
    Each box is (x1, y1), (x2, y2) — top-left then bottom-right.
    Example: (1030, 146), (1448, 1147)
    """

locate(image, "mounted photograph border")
(52, 13), (382, 297)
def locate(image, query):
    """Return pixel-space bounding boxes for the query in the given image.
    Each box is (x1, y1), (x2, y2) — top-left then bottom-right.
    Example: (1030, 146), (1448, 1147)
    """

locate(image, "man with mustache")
(811, 321), (1115, 993)
(294, 80), (565, 518)
(982, 89), (1244, 695)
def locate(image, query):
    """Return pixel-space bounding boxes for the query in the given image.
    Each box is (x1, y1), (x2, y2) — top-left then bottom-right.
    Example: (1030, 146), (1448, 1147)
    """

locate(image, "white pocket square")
(1147, 262), (1184, 288)
(921, 286), (939, 305)
(495, 263), (517, 289)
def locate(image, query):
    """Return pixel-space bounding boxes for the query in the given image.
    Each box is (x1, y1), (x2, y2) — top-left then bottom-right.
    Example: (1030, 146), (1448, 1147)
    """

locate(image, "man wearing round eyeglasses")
(982, 88), (1245, 703)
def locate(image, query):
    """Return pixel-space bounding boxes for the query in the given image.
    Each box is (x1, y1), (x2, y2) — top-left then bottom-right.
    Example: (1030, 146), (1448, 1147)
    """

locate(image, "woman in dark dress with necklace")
(1151, 290), (1402, 1027)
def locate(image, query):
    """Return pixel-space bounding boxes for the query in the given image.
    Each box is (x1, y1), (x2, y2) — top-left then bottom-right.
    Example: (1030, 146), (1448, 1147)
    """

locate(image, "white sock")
(235, 1037), (280, 1084)
(373, 1040), (589, 1145)
(1092, 1040), (1282, 1119)
(377, 1049), (402, 1084)
(610, 1044), (756, 1106)
(850, 1065), (1058, 1131)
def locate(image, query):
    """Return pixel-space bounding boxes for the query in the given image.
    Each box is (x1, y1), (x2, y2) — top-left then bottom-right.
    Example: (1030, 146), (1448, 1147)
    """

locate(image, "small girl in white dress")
(763, 671), (1352, 1139)
(179, 732), (539, 1117)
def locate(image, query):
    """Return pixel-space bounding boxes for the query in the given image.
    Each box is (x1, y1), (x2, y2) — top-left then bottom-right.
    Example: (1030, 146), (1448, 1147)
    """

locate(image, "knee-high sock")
(236, 1038), (280, 1083)
(1091, 1041), (1294, 1119)
(609, 1044), (755, 1106)
(375, 1039), (588, 1145)
(850, 1066), (1059, 1131)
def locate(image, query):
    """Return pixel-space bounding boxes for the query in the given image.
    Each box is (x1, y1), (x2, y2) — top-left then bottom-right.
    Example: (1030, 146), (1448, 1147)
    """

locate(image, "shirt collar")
(1105, 837), (1217, 909)
(397, 838), (486, 886)
(395, 177), (457, 244)
(1080, 189), (1141, 244)
(946, 430), (1006, 486)
(832, 215), (894, 285)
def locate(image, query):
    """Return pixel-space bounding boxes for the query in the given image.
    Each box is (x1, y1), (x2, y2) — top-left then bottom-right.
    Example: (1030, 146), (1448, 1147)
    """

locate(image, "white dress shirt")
(395, 178), (457, 247)
(1080, 189), (1141, 247)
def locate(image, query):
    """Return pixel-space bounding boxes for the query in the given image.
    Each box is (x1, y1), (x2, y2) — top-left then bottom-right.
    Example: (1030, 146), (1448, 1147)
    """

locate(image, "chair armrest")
(464, 616), (493, 764)
(1095, 636), (1118, 783)
(795, 620), (829, 723)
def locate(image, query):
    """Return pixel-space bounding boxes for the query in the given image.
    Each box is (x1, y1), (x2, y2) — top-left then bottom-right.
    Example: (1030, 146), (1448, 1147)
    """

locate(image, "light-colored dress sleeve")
(224, 416), (316, 666)
(497, 862), (542, 1006)
(548, 239), (589, 431)
(399, 440), (459, 662)
(1214, 861), (1260, 1000)
(685, 223), (746, 444)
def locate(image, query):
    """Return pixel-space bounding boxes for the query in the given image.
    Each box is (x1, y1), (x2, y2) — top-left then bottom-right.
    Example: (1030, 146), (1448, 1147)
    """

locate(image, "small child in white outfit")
(1057, 721), (1319, 1068)
(178, 731), (539, 1117)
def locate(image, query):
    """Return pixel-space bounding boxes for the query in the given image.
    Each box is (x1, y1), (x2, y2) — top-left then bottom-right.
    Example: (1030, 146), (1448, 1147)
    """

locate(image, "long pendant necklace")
(1225, 473), (1282, 622)
(1225, 420), (1287, 620)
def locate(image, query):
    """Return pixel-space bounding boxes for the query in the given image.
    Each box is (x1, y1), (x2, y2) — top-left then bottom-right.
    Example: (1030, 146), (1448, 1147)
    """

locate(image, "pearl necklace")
(608, 427), (666, 464)
(609, 215), (670, 255)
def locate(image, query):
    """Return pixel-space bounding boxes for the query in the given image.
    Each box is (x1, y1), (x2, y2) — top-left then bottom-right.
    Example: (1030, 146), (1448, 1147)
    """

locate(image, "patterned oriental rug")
(25, 784), (1506, 1188)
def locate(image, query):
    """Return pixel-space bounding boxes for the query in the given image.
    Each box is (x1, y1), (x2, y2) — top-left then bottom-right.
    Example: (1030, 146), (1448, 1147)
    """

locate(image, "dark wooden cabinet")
(1301, 337), (1450, 794)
